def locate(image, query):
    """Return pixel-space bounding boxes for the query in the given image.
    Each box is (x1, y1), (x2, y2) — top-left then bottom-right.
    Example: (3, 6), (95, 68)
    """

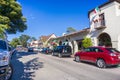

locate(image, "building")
(88, 0), (120, 50)
(52, 0), (120, 54)
(39, 34), (57, 48)
(30, 40), (40, 48)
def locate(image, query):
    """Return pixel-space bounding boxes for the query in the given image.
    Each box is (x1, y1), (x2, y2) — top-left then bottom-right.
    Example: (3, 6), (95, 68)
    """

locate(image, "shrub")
(82, 37), (92, 48)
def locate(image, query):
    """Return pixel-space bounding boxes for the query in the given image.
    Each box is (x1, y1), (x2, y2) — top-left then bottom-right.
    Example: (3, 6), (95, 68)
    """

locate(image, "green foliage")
(66, 27), (76, 34)
(29, 37), (37, 42)
(10, 38), (20, 48)
(10, 34), (31, 47)
(19, 34), (30, 47)
(0, 15), (10, 39)
(0, 0), (27, 34)
(82, 37), (92, 48)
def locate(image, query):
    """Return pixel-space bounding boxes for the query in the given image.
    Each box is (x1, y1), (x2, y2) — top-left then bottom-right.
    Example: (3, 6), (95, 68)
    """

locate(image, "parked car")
(52, 45), (72, 57)
(16, 45), (23, 52)
(41, 48), (52, 54)
(9, 46), (17, 58)
(74, 46), (120, 68)
(0, 40), (13, 80)
(33, 47), (42, 52)
(28, 47), (34, 52)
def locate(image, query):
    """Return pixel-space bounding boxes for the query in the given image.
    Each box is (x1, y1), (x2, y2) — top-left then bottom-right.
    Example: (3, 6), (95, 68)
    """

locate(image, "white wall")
(89, 1), (120, 50)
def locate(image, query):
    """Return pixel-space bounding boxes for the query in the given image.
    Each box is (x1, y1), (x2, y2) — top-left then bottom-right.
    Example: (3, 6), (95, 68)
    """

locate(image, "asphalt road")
(11, 52), (120, 80)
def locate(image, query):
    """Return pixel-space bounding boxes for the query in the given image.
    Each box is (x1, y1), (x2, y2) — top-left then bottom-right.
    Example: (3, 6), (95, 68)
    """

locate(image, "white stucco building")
(88, 0), (120, 50)
(52, 0), (120, 54)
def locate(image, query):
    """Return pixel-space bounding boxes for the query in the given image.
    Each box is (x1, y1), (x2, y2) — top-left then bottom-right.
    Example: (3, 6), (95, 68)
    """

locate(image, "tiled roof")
(40, 34), (56, 42)
(56, 28), (90, 39)
(40, 35), (51, 42)
(65, 28), (90, 36)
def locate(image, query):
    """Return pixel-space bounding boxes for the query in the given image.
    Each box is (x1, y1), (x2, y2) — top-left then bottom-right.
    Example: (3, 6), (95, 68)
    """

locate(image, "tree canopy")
(10, 38), (20, 48)
(66, 27), (76, 34)
(10, 34), (32, 47)
(0, 0), (27, 37)
(29, 37), (37, 42)
(19, 34), (30, 47)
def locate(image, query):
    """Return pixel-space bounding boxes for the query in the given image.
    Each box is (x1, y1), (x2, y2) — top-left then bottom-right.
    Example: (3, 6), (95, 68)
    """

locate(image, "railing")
(94, 20), (106, 29)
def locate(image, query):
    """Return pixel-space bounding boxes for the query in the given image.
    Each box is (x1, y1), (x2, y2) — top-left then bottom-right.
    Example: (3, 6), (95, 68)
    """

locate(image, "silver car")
(0, 40), (13, 80)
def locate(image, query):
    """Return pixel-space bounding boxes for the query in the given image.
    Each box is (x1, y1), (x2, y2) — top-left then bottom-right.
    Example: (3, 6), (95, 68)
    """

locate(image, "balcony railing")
(94, 20), (106, 30)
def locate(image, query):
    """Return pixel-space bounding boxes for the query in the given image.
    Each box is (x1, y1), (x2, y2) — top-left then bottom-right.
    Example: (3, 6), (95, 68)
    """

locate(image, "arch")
(59, 40), (62, 46)
(98, 33), (112, 47)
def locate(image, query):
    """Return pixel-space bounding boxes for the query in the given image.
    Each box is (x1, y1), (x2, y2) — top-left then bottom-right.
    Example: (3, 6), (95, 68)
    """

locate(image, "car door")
(84, 48), (94, 62)
(89, 48), (104, 62)
(87, 48), (97, 62)
(80, 48), (91, 61)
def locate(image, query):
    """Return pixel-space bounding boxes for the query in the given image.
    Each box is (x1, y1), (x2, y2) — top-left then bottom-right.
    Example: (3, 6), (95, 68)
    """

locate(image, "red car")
(74, 46), (120, 68)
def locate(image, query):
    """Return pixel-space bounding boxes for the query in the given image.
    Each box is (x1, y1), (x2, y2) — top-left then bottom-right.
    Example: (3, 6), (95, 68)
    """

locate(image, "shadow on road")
(11, 52), (43, 80)
(15, 51), (38, 59)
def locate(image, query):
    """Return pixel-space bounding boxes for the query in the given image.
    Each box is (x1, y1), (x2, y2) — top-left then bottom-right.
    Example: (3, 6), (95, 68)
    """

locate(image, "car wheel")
(5, 64), (13, 80)
(96, 59), (106, 68)
(58, 53), (62, 58)
(52, 52), (54, 56)
(75, 56), (80, 62)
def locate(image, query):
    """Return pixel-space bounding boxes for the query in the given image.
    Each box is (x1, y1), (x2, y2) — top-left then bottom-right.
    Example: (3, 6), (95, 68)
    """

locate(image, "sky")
(8, 0), (108, 41)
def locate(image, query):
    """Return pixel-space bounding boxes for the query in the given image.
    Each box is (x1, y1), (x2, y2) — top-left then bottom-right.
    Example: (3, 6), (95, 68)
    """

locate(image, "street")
(11, 52), (120, 80)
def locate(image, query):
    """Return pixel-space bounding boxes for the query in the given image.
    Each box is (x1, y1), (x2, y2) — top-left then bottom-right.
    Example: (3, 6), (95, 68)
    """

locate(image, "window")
(0, 40), (7, 50)
(99, 13), (105, 26)
(94, 13), (105, 28)
(84, 48), (91, 52)
(92, 48), (103, 52)
(106, 48), (120, 53)
(64, 46), (71, 53)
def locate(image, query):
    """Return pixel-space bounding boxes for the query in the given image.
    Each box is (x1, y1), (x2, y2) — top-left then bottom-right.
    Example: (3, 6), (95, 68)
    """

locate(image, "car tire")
(5, 64), (13, 80)
(52, 52), (54, 56)
(75, 56), (80, 62)
(58, 53), (62, 58)
(96, 59), (106, 68)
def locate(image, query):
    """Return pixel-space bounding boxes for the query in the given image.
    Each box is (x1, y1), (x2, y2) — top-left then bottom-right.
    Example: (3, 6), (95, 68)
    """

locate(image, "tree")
(29, 37), (37, 42)
(10, 38), (20, 48)
(19, 34), (30, 47)
(0, 15), (10, 39)
(66, 27), (76, 34)
(0, 0), (27, 35)
(82, 37), (92, 48)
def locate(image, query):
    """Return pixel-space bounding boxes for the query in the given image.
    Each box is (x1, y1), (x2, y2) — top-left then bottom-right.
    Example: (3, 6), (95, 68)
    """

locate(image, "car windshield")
(106, 48), (120, 53)
(0, 40), (7, 50)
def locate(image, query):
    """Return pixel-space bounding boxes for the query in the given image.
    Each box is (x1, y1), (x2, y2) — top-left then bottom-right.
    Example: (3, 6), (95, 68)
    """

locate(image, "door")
(80, 48), (91, 61)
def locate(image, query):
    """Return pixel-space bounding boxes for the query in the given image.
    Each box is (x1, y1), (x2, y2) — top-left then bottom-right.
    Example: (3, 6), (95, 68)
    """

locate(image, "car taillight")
(110, 53), (117, 56)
